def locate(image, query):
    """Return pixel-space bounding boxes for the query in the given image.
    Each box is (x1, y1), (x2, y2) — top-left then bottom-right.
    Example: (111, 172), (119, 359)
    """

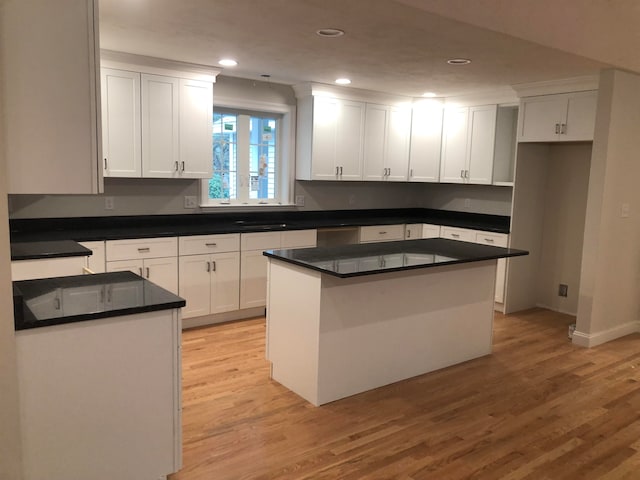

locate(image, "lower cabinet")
(107, 256), (178, 295)
(405, 223), (441, 239)
(79, 240), (106, 273)
(11, 256), (88, 281)
(359, 224), (406, 243)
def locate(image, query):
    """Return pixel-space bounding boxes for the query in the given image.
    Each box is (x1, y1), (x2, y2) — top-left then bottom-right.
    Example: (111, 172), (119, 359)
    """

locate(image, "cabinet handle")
(146, 267), (150, 278)
(336, 166), (339, 176)
(484, 238), (494, 243)
(451, 233), (460, 238)
(206, 261), (211, 272)
(137, 247), (150, 253)
(181, 161), (185, 172)
(555, 123), (560, 134)
(54, 297), (61, 310)
(175, 161), (179, 171)
(406, 230), (411, 238)
(340, 166), (343, 175)
(138, 267), (143, 276)
(212, 261), (216, 272)
(107, 285), (112, 303)
(205, 243), (217, 247)
(561, 123), (567, 134)
(100, 287), (105, 304)
(379, 231), (387, 235)
(409, 168), (413, 177)
(465, 170), (469, 178)
(461, 169), (465, 178)
(104, 158), (108, 170)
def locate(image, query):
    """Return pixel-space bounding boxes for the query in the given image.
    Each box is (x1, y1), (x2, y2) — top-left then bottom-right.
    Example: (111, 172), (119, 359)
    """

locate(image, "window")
(203, 107), (290, 206)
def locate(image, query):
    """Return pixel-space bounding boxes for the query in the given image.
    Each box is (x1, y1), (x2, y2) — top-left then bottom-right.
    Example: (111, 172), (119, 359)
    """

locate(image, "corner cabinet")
(4, 0), (102, 194)
(518, 91), (597, 142)
(296, 95), (365, 180)
(101, 56), (217, 179)
(440, 105), (497, 184)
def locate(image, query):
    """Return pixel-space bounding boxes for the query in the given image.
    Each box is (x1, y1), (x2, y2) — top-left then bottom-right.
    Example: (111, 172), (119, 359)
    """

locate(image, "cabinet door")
(420, 224), (441, 239)
(363, 104), (387, 181)
(179, 79), (214, 178)
(467, 105), (497, 185)
(101, 68), (141, 177)
(61, 285), (104, 316)
(404, 224), (422, 240)
(280, 230), (317, 249)
(440, 107), (469, 183)
(178, 255), (211, 319)
(385, 105), (411, 181)
(240, 250), (269, 309)
(311, 96), (339, 180)
(336, 100), (365, 180)
(564, 91), (597, 141)
(144, 257), (179, 295)
(408, 103), (443, 182)
(142, 74), (180, 178)
(210, 252), (240, 314)
(4, 0), (101, 194)
(79, 241), (106, 273)
(107, 259), (144, 277)
(518, 96), (566, 142)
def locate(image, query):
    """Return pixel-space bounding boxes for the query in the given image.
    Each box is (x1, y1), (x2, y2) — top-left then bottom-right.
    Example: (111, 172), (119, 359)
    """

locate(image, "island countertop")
(264, 238), (528, 278)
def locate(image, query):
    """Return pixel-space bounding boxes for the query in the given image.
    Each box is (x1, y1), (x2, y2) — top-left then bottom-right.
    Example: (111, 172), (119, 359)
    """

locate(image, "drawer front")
(280, 229), (317, 249)
(440, 227), (475, 242)
(106, 237), (178, 261)
(359, 224), (405, 243)
(474, 231), (508, 247)
(179, 234), (240, 256)
(240, 231), (282, 251)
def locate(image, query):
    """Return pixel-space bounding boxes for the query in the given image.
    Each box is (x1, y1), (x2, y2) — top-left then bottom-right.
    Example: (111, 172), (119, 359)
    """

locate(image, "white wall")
(575, 69), (640, 346)
(420, 183), (513, 216)
(0, 1), (24, 476)
(536, 144), (591, 315)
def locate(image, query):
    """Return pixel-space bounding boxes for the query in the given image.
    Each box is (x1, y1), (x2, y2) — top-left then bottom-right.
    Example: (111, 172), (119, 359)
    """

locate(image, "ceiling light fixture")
(335, 78), (351, 85)
(447, 58), (471, 66)
(219, 58), (238, 67)
(422, 92), (437, 98)
(316, 28), (345, 38)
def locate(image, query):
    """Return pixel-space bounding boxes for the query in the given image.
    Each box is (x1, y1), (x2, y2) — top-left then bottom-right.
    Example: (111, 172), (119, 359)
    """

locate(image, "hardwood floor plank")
(169, 310), (640, 480)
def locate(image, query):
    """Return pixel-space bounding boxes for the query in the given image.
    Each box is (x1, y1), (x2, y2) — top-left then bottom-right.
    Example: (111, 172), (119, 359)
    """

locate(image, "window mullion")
(237, 114), (250, 203)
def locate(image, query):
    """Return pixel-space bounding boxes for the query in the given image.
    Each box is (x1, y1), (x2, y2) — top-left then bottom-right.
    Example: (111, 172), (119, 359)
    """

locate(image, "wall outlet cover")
(184, 196), (198, 209)
(295, 195), (305, 207)
(104, 197), (114, 210)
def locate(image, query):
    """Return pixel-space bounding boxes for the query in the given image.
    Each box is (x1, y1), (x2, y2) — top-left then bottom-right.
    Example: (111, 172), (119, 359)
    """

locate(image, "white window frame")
(201, 96), (295, 208)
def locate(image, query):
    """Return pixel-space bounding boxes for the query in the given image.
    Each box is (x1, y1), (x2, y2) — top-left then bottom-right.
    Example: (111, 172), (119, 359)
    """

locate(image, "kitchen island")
(264, 238), (527, 406)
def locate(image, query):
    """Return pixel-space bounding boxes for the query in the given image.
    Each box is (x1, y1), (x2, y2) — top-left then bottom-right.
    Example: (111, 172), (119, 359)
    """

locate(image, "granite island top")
(11, 240), (92, 261)
(14, 271), (186, 331)
(264, 238), (528, 278)
(10, 208), (510, 242)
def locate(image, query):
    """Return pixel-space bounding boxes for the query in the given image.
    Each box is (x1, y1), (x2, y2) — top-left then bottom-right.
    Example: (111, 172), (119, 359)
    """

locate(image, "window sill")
(199, 203), (299, 212)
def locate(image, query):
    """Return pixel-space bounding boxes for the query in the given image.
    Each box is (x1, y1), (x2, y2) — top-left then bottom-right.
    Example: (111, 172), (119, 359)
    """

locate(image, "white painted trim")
(572, 321), (640, 348)
(535, 303), (577, 317)
(182, 307), (265, 330)
(100, 50), (221, 82)
(443, 87), (518, 107)
(512, 75), (599, 98)
(293, 82), (413, 105)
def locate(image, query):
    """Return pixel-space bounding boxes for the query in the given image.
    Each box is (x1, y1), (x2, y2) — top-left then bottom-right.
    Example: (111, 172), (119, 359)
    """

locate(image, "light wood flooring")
(169, 309), (640, 480)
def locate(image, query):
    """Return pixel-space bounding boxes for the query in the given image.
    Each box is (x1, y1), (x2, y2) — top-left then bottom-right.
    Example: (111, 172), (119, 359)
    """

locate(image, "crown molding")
(512, 75), (600, 98)
(293, 82), (413, 106)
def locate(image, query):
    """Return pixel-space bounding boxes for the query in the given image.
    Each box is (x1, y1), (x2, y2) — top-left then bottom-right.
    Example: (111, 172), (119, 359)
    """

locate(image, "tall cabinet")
(3, 0), (102, 194)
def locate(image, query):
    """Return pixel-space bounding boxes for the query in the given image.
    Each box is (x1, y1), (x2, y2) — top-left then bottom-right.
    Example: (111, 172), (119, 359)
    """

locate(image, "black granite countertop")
(11, 240), (92, 261)
(14, 271), (186, 331)
(264, 238), (528, 278)
(9, 208), (510, 242)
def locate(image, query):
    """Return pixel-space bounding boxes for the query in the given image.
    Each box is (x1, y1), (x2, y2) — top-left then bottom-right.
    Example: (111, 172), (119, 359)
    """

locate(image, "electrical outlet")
(295, 195), (305, 207)
(558, 284), (568, 297)
(464, 198), (471, 208)
(104, 197), (114, 210)
(184, 196), (198, 209)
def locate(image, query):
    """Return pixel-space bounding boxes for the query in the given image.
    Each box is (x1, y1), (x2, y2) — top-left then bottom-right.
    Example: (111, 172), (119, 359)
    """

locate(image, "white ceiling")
(98, 0), (632, 98)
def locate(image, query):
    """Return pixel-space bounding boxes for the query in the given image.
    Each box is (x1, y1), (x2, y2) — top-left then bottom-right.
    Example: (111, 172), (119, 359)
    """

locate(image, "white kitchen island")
(265, 238), (527, 406)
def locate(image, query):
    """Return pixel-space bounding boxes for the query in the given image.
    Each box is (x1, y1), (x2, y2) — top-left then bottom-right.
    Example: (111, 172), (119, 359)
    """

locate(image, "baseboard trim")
(535, 303), (577, 317)
(572, 321), (640, 348)
(182, 307), (266, 330)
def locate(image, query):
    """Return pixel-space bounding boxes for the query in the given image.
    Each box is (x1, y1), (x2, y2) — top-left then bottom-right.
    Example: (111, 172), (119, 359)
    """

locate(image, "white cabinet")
(4, 0), (102, 194)
(106, 237), (178, 294)
(359, 224), (406, 243)
(518, 91), (597, 142)
(79, 240), (106, 273)
(240, 230), (317, 309)
(178, 234), (240, 318)
(421, 224), (441, 239)
(296, 95), (365, 180)
(101, 68), (141, 177)
(363, 104), (411, 181)
(405, 224), (440, 240)
(440, 105), (497, 184)
(11, 256), (89, 281)
(440, 226), (476, 242)
(101, 67), (214, 179)
(408, 103), (443, 182)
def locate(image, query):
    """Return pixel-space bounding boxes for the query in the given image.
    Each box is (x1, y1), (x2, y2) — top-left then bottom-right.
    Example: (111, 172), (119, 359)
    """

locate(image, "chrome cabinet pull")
(138, 267), (143, 276)
(460, 169), (465, 178)
(107, 285), (112, 303)
(175, 161), (179, 171)
(205, 243), (217, 247)
(340, 166), (343, 175)
(465, 169), (469, 178)
(104, 158), (108, 170)
(181, 161), (185, 172)
(555, 123), (560, 134)
(409, 168), (413, 177)
(485, 237), (494, 243)
(212, 261), (216, 272)
(451, 233), (460, 238)
(406, 230), (411, 238)
(206, 261), (211, 272)
(379, 231), (387, 235)
(137, 247), (150, 253)
(146, 267), (150, 278)
(54, 297), (61, 310)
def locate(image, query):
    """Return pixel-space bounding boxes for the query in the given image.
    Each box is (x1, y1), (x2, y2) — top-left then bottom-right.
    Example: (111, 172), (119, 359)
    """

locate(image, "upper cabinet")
(101, 54), (218, 179)
(362, 104), (411, 181)
(3, 0), (102, 194)
(518, 91), (598, 142)
(440, 105), (497, 184)
(296, 95), (365, 181)
(408, 102), (443, 183)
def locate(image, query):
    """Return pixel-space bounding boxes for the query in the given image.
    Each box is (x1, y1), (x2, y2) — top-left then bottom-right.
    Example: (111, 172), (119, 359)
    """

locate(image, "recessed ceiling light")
(335, 78), (351, 85)
(219, 58), (238, 67)
(447, 58), (471, 66)
(422, 92), (437, 98)
(316, 28), (345, 38)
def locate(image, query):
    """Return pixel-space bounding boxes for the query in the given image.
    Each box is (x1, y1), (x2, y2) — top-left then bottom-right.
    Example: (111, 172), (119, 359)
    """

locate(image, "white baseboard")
(572, 321), (640, 348)
(182, 307), (266, 330)
(535, 303), (577, 317)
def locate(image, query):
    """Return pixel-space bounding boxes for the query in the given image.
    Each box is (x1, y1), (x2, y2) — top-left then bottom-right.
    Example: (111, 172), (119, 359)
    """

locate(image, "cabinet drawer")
(280, 230), (317, 249)
(440, 227), (475, 242)
(179, 234), (240, 256)
(359, 224), (405, 243)
(106, 237), (177, 261)
(240, 232), (282, 251)
(475, 231), (508, 247)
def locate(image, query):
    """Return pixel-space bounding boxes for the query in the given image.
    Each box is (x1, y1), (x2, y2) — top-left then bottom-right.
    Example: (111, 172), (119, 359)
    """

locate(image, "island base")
(266, 259), (497, 406)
